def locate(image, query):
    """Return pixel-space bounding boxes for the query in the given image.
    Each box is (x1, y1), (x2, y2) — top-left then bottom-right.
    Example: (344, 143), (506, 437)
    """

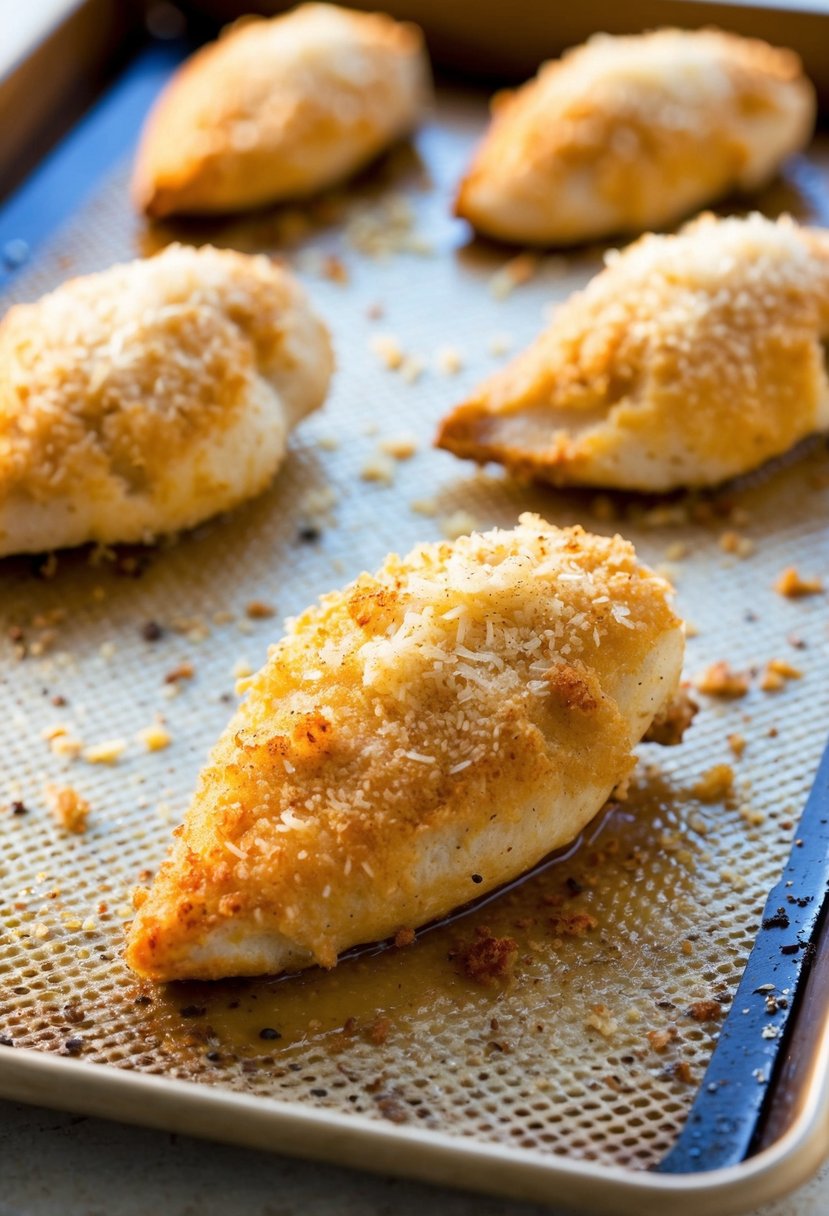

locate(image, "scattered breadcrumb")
(164, 662), (194, 684)
(641, 503), (690, 529)
(647, 1026), (678, 1052)
(695, 661), (750, 698)
(688, 1000), (722, 1022)
(369, 333), (404, 370)
(410, 497), (437, 517)
(548, 911), (598, 938)
(489, 253), (540, 299)
(43, 725), (83, 760)
(316, 434), (340, 452)
(45, 784), (90, 834)
(740, 805), (766, 827)
(760, 658), (803, 692)
(774, 567), (823, 597)
(379, 434), (418, 461)
(83, 739), (126, 765)
(719, 531), (755, 558)
(453, 927), (518, 986)
(394, 927), (416, 948)
(400, 355), (424, 385)
(664, 541), (688, 562)
(345, 194), (431, 259)
(137, 721), (171, 752)
(436, 346), (463, 375)
(246, 600), (275, 620)
(232, 658), (253, 680)
(728, 733), (747, 757)
(441, 510), (479, 540)
(487, 332), (513, 356)
(295, 247), (339, 280)
(360, 452), (396, 485)
(585, 1004), (618, 1038)
(692, 764), (735, 804)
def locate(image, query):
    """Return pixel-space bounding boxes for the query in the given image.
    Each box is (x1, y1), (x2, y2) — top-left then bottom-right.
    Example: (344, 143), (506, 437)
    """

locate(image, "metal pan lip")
(2, 1025), (828, 1216)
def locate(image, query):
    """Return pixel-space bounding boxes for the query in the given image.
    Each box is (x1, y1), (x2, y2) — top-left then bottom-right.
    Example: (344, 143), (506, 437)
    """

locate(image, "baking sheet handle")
(654, 734), (829, 1174)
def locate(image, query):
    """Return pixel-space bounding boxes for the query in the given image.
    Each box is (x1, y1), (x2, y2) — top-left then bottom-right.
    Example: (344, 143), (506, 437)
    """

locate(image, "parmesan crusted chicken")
(437, 213), (829, 491)
(455, 28), (814, 246)
(126, 515), (685, 982)
(0, 243), (332, 556)
(133, 3), (431, 218)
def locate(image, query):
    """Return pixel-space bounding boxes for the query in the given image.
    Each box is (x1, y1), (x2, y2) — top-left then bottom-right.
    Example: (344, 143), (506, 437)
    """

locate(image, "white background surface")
(1, 1097), (828, 1216)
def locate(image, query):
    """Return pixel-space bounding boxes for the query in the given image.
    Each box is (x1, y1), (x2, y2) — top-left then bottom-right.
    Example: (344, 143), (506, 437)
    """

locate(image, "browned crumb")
(719, 530), (755, 558)
(136, 721), (171, 752)
(673, 1060), (694, 1084)
(728, 733), (747, 757)
(644, 687), (698, 745)
(453, 927), (518, 986)
(489, 252), (540, 299)
(584, 1004), (618, 1038)
(131, 886), (149, 910)
(687, 999), (723, 1022)
(774, 567), (824, 598)
(647, 1026), (678, 1053)
(548, 911), (599, 938)
(245, 600), (275, 620)
(43, 725), (83, 759)
(692, 764), (735, 804)
(45, 785), (90, 834)
(360, 452), (396, 485)
(394, 927), (415, 949)
(322, 254), (348, 284)
(695, 661), (750, 698)
(368, 1016), (392, 1046)
(379, 434), (418, 461)
(165, 662), (194, 683)
(760, 658), (803, 692)
(82, 738), (126, 765)
(369, 333), (404, 370)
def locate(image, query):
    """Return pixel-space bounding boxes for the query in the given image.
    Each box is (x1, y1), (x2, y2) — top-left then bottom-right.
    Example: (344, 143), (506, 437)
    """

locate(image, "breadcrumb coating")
(126, 514), (684, 981)
(134, 3), (431, 217)
(0, 243), (332, 555)
(437, 214), (829, 491)
(456, 27), (814, 244)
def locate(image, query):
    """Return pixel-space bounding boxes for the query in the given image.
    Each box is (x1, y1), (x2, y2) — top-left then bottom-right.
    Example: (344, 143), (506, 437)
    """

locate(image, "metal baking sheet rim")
(2, 1034), (828, 1216)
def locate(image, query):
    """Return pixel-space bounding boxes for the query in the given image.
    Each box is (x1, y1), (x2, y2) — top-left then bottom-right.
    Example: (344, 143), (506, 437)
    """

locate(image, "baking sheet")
(1, 65), (829, 1210)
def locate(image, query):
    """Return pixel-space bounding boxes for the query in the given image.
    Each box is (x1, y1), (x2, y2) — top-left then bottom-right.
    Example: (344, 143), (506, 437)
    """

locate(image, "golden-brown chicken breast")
(126, 514), (685, 982)
(437, 213), (829, 492)
(0, 244), (332, 556)
(133, 3), (431, 218)
(455, 28), (814, 246)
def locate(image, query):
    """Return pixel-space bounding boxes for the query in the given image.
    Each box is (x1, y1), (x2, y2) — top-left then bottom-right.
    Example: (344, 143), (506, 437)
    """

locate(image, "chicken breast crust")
(455, 28), (814, 246)
(0, 243), (332, 556)
(437, 214), (829, 492)
(133, 3), (431, 218)
(126, 514), (685, 982)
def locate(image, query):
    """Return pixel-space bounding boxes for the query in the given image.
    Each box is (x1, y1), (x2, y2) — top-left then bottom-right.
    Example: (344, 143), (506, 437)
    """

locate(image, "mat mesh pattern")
(1, 89), (828, 1171)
